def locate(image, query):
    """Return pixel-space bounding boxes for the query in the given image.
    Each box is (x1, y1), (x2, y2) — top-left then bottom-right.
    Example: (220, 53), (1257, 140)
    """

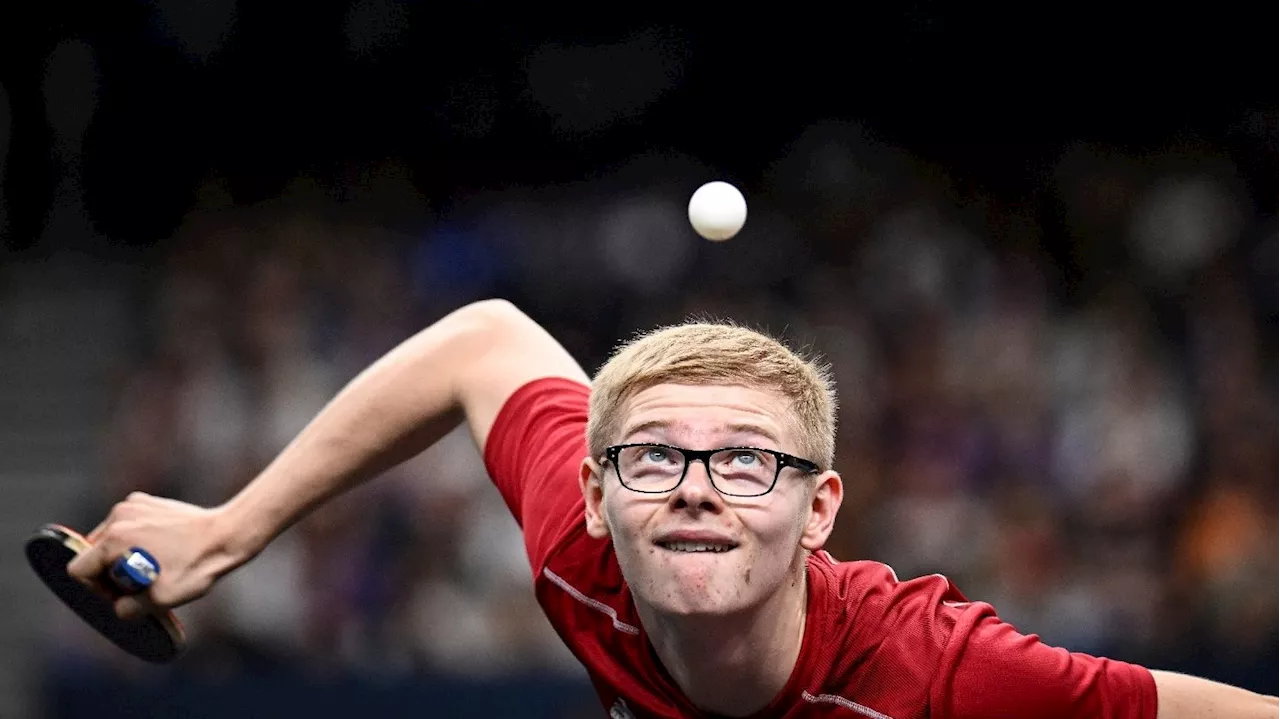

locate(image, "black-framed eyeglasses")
(602, 443), (821, 498)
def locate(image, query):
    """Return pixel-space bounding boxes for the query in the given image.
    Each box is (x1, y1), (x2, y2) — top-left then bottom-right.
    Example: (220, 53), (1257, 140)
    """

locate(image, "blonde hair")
(587, 320), (837, 468)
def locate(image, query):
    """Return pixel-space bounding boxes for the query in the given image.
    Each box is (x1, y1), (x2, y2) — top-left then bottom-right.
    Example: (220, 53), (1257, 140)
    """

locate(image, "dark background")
(3, 5), (1273, 255)
(0, 4), (1275, 718)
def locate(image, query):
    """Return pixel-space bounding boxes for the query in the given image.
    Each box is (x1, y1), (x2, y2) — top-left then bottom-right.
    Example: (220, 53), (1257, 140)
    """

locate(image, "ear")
(800, 470), (843, 551)
(580, 457), (611, 540)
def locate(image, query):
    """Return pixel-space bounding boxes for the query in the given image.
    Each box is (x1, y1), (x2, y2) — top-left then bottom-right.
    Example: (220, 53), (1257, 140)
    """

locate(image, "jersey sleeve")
(932, 607), (1158, 719)
(482, 377), (592, 573)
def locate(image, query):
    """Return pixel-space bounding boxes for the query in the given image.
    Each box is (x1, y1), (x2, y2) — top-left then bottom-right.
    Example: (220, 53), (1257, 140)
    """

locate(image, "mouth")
(656, 540), (738, 554)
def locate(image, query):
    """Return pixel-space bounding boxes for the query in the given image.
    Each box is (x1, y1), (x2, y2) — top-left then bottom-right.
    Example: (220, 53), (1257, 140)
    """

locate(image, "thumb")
(67, 542), (111, 587)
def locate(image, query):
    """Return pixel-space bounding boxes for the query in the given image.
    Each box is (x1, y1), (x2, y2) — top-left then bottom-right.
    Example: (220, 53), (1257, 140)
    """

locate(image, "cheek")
(602, 499), (646, 549)
(742, 499), (808, 544)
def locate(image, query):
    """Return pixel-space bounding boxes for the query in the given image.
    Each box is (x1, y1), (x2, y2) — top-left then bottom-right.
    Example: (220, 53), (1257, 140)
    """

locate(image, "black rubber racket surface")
(25, 523), (186, 663)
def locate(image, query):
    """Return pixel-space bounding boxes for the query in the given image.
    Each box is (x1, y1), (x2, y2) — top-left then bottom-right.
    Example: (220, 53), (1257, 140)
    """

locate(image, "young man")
(69, 299), (1277, 718)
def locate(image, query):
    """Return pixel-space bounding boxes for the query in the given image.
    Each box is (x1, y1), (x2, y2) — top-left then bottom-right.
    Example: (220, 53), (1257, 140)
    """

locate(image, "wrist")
(211, 497), (272, 571)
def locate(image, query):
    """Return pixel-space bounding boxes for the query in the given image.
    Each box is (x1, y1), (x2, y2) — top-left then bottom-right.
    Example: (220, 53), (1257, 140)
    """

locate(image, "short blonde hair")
(587, 320), (837, 468)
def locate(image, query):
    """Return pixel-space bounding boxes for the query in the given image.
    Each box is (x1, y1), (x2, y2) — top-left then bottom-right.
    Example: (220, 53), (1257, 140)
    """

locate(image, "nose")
(669, 458), (723, 513)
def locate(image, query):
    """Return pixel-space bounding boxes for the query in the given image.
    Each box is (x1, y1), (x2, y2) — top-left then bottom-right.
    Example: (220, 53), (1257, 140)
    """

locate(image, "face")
(580, 383), (843, 617)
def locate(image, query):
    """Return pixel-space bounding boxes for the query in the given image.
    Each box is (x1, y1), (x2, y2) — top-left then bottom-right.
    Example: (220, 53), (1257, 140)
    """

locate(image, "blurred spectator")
(52, 125), (1277, 699)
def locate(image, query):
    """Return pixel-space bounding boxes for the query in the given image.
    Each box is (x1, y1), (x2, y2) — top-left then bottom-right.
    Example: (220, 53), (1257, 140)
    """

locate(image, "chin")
(622, 547), (766, 617)
(651, 594), (739, 618)
(646, 578), (755, 618)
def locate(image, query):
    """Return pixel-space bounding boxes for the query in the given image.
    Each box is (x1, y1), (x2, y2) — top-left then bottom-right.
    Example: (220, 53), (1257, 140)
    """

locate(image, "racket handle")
(108, 548), (160, 594)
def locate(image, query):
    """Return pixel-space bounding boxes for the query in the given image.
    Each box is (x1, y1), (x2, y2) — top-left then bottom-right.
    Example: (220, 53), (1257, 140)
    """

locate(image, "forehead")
(616, 383), (797, 450)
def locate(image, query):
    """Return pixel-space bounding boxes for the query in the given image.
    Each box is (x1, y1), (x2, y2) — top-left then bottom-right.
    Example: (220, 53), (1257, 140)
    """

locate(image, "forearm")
(217, 300), (505, 562)
(1152, 669), (1279, 719)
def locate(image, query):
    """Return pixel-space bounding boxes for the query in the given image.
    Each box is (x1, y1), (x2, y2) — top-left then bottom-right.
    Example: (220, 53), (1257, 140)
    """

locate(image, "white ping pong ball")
(688, 181), (747, 241)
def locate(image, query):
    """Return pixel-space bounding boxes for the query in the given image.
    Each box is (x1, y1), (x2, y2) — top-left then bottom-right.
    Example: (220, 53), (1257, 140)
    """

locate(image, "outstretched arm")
(1152, 670), (1278, 719)
(68, 299), (588, 617)
(937, 610), (1277, 719)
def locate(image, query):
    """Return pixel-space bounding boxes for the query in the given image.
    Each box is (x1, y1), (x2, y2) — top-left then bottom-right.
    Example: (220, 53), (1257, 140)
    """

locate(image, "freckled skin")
(581, 384), (837, 617)
(579, 383), (845, 715)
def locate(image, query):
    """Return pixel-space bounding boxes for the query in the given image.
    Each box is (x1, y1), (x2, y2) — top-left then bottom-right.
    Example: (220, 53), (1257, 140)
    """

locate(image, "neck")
(637, 557), (809, 717)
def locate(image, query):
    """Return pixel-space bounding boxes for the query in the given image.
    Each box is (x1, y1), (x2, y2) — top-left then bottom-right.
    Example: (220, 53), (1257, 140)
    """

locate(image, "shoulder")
(482, 376), (591, 495)
(810, 555), (1156, 719)
(485, 376), (591, 454)
(482, 376), (593, 571)
(816, 553), (980, 632)
(801, 554), (986, 719)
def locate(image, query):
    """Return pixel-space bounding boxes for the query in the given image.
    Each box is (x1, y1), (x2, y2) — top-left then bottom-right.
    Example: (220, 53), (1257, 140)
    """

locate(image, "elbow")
(440, 299), (537, 366)
(459, 298), (529, 332)
(468, 297), (524, 317)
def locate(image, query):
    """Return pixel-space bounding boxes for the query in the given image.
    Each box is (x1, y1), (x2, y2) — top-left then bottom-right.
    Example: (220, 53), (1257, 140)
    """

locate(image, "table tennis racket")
(25, 523), (187, 663)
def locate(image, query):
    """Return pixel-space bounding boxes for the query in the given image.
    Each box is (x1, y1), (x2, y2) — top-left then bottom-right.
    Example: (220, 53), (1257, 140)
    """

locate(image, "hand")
(67, 492), (237, 621)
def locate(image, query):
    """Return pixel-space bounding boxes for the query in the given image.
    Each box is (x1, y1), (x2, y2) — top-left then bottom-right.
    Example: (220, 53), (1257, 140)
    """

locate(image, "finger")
(148, 580), (183, 609)
(90, 495), (151, 543)
(66, 541), (115, 586)
(86, 520), (109, 545)
(114, 595), (150, 622)
(88, 501), (135, 545)
(120, 587), (162, 618)
(126, 491), (167, 506)
(77, 574), (119, 602)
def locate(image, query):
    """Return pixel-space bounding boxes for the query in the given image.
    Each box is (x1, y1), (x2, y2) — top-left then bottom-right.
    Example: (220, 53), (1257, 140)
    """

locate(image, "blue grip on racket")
(109, 548), (160, 593)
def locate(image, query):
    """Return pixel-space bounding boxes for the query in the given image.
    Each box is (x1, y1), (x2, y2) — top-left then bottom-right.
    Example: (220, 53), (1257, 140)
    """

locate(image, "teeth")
(662, 541), (733, 553)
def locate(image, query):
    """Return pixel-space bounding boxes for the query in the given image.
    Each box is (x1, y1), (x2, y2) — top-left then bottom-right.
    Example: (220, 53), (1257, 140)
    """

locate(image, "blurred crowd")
(54, 122), (1277, 693)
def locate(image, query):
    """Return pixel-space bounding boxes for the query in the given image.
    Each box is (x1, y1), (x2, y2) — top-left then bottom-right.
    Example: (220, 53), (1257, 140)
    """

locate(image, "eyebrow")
(619, 420), (781, 446)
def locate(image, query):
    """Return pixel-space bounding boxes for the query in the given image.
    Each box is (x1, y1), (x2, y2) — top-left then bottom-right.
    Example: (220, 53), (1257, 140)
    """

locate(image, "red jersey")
(483, 378), (1159, 719)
